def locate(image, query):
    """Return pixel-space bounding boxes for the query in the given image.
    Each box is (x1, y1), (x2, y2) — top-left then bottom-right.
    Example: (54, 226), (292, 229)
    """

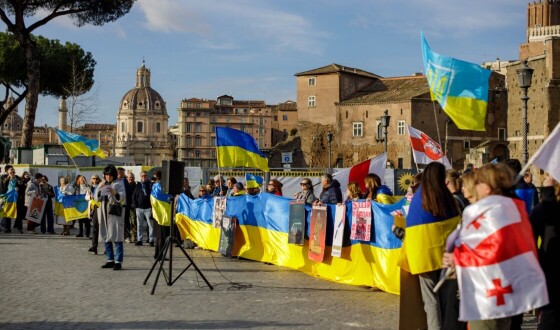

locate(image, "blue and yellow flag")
(400, 186), (460, 274)
(56, 129), (107, 159)
(62, 195), (89, 221)
(150, 182), (172, 226)
(245, 173), (263, 189)
(216, 127), (269, 172)
(421, 33), (491, 131)
(176, 193), (405, 294)
(0, 189), (18, 219)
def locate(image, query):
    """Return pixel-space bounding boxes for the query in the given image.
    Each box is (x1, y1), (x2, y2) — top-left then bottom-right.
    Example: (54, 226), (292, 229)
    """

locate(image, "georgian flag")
(454, 195), (548, 321)
(407, 125), (451, 169)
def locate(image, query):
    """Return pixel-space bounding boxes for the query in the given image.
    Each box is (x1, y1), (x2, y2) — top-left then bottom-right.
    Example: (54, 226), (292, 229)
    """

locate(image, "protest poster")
(288, 201), (305, 245)
(218, 215), (237, 257)
(213, 196), (227, 228)
(26, 196), (47, 224)
(331, 204), (346, 257)
(350, 201), (372, 241)
(308, 205), (327, 262)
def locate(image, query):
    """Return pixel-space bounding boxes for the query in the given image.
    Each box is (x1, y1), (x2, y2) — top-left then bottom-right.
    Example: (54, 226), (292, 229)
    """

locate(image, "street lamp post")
(326, 131), (333, 174)
(517, 60), (533, 166)
(380, 110), (391, 153)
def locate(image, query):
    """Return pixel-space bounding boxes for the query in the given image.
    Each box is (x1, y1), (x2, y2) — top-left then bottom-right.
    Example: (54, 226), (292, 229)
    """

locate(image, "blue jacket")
(319, 179), (343, 204)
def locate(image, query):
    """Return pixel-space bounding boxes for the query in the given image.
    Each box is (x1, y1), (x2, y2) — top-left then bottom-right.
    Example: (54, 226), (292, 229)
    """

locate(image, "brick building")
(176, 95), (274, 168)
(295, 64), (508, 170)
(507, 0), (560, 165)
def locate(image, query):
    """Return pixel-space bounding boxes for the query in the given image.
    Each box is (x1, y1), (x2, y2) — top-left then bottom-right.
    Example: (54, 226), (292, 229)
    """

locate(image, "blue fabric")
(105, 241), (124, 263)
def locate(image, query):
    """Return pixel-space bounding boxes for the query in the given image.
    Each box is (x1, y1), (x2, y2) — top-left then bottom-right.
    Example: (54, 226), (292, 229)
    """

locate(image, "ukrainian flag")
(176, 193), (405, 294)
(400, 186), (460, 274)
(245, 173), (263, 189)
(0, 189), (18, 219)
(62, 194), (89, 221)
(421, 33), (491, 131)
(216, 127), (269, 172)
(54, 187), (66, 218)
(151, 182), (172, 226)
(56, 129), (107, 158)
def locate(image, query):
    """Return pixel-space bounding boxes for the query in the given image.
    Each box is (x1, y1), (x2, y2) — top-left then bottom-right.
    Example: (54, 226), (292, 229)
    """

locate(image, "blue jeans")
(136, 208), (154, 243)
(105, 242), (124, 263)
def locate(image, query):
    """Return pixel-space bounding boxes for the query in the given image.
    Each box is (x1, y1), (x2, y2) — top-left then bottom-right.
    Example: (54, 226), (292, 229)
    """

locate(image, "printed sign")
(308, 205), (327, 262)
(350, 201), (372, 241)
(26, 196), (47, 224)
(331, 204), (346, 257)
(288, 201), (305, 245)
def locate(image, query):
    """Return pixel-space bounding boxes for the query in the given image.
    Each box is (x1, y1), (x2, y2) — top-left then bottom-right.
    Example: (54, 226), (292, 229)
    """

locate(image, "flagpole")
(432, 101), (442, 146)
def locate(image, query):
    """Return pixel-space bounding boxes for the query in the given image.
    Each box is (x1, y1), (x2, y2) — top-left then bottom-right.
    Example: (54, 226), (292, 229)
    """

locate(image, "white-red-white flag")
(333, 153), (386, 197)
(454, 195), (548, 321)
(407, 125), (451, 168)
(527, 121), (560, 183)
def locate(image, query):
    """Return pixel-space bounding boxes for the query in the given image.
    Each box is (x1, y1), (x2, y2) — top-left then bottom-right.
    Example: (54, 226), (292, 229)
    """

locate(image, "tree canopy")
(0, 32), (96, 125)
(0, 0), (135, 147)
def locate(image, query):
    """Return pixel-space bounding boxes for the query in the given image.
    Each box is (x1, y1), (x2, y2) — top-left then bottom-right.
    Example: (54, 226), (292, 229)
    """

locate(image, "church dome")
(118, 62), (167, 115)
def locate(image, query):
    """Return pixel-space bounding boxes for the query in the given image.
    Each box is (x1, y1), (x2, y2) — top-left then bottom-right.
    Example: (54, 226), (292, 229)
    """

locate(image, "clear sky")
(20, 0), (526, 128)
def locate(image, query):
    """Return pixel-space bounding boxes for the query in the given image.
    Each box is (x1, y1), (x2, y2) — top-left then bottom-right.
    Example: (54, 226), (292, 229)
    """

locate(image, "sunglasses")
(301, 182), (309, 186)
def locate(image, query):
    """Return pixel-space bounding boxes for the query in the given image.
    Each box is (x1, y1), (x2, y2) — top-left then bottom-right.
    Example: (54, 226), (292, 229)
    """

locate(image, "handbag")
(108, 203), (123, 217)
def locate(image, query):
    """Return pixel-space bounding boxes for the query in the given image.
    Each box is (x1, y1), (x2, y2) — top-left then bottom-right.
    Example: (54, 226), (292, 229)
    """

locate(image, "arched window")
(137, 121), (143, 133)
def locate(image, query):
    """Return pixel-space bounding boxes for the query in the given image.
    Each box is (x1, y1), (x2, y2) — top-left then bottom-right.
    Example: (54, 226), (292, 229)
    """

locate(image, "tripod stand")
(144, 195), (213, 294)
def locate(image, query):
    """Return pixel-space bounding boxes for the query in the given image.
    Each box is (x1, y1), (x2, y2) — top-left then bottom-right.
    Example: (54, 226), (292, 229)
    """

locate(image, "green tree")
(0, 0), (135, 146)
(0, 32), (96, 127)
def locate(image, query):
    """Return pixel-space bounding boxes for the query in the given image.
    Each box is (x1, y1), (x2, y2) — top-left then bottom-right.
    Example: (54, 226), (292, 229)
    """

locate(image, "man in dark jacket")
(317, 173), (342, 204)
(132, 171), (154, 246)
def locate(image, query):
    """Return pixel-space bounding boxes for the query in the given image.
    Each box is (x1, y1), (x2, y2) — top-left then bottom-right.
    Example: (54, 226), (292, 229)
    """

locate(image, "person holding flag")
(442, 163), (548, 329)
(402, 162), (460, 329)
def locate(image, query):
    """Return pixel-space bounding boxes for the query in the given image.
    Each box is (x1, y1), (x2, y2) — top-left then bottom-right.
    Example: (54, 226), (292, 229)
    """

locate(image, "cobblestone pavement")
(0, 230), (399, 330)
(0, 230), (540, 330)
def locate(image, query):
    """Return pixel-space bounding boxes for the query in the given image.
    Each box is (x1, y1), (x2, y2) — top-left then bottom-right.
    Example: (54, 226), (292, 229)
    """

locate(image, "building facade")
(176, 95), (274, 168)
(114, 63), (174, 166)
(296, 64), (508, 170)
(507, 0), (560, 166)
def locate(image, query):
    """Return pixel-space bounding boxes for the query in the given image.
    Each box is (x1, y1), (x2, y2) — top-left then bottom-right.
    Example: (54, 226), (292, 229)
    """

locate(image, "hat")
(234, 182), (244, 190)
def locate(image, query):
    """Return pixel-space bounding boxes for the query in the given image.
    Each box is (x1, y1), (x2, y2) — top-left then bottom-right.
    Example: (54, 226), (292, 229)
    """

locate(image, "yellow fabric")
(399, 215), (460, 274)
(151, 195), (171, 226)
(444, 95), (487, 132)
(176, 213), (402, 294)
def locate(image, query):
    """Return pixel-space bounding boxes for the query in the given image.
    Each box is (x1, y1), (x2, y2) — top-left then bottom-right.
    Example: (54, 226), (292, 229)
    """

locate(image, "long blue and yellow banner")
(0, 189), (18, 219)
(176, 193), (405, 294)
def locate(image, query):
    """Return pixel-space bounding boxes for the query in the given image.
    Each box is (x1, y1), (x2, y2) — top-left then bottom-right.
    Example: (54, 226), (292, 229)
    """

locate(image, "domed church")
(115, 61), (174, 165)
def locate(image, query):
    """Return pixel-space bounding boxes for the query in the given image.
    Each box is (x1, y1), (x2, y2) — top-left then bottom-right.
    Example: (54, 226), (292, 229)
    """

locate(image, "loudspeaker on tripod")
(161, 160), (185, 195)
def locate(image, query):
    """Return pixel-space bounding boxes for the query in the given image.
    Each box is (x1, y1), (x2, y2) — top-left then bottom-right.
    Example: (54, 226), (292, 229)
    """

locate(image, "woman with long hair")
(267, 179), (283, 196)
(403, 162), (460, 330)
(95, 165), (126, 270)
(294, 178), (317, 205)
(362, 173), (394, 204)
(345, 182), (362, 202)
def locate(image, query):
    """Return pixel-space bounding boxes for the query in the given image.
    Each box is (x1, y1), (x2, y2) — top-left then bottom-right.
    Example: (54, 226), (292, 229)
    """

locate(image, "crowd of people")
(0, 159), (556, 330)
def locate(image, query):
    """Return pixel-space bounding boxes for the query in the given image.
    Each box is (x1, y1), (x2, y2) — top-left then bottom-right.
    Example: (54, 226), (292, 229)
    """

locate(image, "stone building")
(176, 95), (274, 168)
(114, 62), (174, 166)
(272, 100), (298, 145)
(507, 0), (560, 166)
(295, 64), (508, 170)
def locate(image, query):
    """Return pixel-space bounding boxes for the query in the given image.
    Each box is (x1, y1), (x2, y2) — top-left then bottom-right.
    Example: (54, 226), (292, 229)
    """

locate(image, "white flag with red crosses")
(453, 195), (548, 321)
